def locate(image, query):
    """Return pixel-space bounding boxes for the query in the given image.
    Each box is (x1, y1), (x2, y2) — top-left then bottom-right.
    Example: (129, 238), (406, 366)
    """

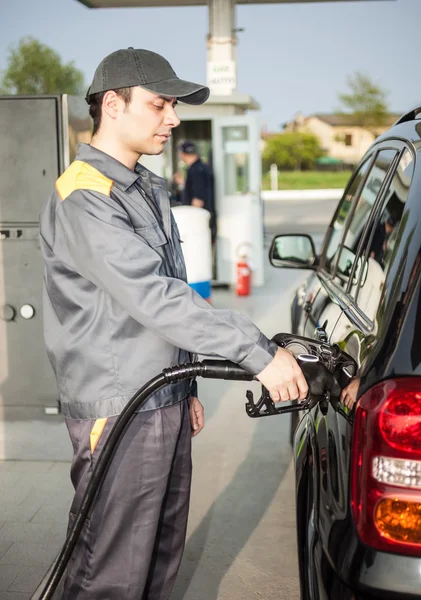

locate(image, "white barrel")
(172, 206), (212, 301)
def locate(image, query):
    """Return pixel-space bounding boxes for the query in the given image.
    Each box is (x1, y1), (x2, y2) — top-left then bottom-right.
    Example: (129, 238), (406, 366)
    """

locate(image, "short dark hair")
(87, 87), (133, 136)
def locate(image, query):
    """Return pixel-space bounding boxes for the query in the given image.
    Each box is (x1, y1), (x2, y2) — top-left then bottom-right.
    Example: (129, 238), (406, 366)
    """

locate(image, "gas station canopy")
(78, 0), (383, 5)
(75, 0), (388, 98)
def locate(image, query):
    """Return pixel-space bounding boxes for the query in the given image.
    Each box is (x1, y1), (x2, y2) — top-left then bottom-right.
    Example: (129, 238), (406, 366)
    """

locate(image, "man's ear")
(102, 91), (121, 121)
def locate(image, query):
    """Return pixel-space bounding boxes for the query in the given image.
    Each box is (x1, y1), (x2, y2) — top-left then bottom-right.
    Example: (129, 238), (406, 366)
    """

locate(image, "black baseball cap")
(178, 140), (198, 154)
(86, 48), (210, 106)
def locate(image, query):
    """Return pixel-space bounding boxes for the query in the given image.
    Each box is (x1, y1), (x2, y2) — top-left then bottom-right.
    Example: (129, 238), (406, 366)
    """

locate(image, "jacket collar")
(75, 144), (141, 191)
(75, 143), (171, 236)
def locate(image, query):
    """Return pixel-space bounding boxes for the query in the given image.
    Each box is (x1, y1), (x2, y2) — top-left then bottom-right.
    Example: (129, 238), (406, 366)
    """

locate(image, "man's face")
(179, 150), (197, 165)
(116, 86), (180, 156)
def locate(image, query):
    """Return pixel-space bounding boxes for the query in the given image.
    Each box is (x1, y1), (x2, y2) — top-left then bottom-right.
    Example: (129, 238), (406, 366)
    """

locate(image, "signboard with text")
(207, 61), (236, 95)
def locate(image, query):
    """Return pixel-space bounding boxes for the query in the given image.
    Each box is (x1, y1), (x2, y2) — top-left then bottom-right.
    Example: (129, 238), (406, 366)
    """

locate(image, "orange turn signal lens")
(375, 498), (421, 544)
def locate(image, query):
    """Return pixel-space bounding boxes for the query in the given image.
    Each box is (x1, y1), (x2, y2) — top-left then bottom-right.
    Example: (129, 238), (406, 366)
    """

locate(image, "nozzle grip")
(296, 355), (342, 398)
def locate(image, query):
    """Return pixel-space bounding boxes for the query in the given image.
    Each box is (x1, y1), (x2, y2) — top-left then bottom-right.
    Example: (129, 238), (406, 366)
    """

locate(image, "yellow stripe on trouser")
(90, 418), (108, 454)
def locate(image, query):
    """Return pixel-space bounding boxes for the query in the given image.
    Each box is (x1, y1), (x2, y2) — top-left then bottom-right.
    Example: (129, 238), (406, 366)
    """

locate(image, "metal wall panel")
(0, 97), (60, 223)
(0, 229), (59, 410)
(0, 97), (63, 418)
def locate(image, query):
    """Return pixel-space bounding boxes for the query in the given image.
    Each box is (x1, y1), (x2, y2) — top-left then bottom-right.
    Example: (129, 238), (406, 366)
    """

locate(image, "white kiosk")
(166, 98), (264, 287)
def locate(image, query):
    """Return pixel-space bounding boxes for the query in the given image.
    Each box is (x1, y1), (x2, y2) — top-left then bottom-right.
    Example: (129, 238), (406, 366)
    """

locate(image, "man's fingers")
(190, 398), (205, 437)
(272, 375), (307, 403)
(190, 407), (198, 430)
(278, 385), (290, 402)
(195, 406), (204, 429)
(287, 382), (299, 402)
(297, 373), (309, 400)
(257, 349), (311, 404)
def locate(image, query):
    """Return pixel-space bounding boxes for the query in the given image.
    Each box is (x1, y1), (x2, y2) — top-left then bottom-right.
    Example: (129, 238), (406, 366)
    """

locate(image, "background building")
(283, 112), (401, 166)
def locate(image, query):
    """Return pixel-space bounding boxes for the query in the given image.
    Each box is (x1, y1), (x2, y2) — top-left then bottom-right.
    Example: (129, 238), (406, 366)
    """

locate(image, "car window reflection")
(334, 150), (397, 279)
(354, 148), (414, 323)
(325, 159), (371, 267)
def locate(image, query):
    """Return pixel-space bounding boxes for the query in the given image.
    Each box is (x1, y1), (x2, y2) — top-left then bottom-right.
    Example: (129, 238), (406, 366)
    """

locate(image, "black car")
(269, 106), (421, 599)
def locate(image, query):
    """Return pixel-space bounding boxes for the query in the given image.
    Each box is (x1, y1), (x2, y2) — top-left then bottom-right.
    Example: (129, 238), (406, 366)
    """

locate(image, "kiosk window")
(222, 126), (250, 194)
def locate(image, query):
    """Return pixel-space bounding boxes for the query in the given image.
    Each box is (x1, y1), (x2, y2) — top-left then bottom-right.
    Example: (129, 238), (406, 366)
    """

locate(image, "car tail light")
(351, 378), (421, 556)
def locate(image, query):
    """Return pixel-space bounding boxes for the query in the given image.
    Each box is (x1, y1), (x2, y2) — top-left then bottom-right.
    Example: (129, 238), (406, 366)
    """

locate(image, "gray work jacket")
(39, 144), (277, 420)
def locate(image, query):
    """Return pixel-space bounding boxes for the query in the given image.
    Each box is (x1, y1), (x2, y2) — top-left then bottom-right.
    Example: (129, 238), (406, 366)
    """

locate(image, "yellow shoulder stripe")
(90, 418), (108, 454)
(56, 160), (113, 201)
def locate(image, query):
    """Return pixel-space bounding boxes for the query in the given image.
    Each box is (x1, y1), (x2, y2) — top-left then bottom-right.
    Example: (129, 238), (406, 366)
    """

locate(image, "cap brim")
(141, 78), (210, 105)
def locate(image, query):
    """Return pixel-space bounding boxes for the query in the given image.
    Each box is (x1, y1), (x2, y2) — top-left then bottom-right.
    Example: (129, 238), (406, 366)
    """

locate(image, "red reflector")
(380, 388), (421, 453)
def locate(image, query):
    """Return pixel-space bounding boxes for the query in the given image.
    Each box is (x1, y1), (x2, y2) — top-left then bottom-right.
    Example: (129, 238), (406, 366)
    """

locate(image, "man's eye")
(154, 104), (164, 110)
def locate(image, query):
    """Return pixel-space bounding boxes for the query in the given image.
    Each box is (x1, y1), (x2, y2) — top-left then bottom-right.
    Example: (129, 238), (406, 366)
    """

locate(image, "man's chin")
(140, 142), (167, 156)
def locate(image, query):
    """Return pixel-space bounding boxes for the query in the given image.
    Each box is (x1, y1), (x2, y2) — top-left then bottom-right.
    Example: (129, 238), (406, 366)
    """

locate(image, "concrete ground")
(264, 197), (337, 236)
(0, 197), (337, 599)
(171, 265), (307, 600)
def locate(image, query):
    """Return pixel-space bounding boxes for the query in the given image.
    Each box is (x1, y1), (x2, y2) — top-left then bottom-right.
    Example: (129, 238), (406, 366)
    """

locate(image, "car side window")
(333, 149), (398, 285)
(354, 148), (414, 313)
(324, 158), (372, 268)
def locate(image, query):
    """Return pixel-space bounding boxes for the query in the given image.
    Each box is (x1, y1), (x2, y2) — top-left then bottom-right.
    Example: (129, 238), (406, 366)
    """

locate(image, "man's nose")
(165, 105), (181, 128)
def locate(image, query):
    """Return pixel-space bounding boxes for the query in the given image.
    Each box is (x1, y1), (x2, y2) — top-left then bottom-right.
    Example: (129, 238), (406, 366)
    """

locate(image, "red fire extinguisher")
(236, 255), (252, 296)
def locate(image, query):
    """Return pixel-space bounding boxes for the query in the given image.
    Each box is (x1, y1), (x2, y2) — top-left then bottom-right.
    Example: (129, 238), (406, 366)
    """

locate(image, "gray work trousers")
(62, 399), (192, 600)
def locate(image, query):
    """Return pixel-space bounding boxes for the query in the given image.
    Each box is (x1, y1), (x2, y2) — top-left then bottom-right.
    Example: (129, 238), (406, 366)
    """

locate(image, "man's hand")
(173, 171), (185, 186)
(341, 377), (360, 410)
(256, 348), (308, 402)
(191, 198), (205, 208)
(189, 396), (205, 437)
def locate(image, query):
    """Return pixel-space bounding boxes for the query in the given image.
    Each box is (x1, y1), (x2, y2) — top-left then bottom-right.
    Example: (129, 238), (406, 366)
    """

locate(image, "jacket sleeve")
(54, 190), (277, 375)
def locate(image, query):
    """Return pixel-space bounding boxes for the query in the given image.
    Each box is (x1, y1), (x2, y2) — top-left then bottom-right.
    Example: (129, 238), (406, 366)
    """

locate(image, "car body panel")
(285, 117), (421, 598)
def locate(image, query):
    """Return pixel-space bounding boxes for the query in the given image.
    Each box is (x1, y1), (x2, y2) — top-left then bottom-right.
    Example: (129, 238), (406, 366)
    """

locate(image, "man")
(178, 141), (212, 209)
(177, 140), (217, 241)
(40, 47), (308, 600)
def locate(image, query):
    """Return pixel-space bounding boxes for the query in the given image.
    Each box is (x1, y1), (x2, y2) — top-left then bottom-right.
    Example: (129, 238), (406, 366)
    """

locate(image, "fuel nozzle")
(245, 333), (357, 418)
(296, 353), (341, 398)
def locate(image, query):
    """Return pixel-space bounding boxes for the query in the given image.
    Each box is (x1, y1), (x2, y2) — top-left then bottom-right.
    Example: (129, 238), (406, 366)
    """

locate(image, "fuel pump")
(38, 332), (356, 600)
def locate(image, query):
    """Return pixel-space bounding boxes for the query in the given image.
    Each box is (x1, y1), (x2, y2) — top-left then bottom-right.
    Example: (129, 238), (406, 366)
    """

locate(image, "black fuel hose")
(38, 360), (254, 600)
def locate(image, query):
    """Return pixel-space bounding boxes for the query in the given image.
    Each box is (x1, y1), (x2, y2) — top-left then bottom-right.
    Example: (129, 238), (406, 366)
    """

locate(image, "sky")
(0, 0), (419, 131)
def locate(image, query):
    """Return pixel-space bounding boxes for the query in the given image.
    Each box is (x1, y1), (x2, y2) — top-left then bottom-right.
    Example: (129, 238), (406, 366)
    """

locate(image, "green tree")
(338, 71), (389, 135)
(263, 132), (324, 171)
(0, 37), (85, 95)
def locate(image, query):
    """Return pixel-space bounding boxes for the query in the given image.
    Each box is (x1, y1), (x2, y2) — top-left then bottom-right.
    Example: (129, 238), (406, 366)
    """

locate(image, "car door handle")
(304, 300), (312, 314)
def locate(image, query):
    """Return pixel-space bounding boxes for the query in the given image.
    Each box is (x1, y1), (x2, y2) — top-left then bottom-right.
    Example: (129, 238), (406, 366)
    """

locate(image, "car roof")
(374, 105), (421, 150)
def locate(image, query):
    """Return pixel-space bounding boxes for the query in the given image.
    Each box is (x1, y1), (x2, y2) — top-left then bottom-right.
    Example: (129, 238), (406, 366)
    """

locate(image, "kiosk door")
(212, 115), (264, 287)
